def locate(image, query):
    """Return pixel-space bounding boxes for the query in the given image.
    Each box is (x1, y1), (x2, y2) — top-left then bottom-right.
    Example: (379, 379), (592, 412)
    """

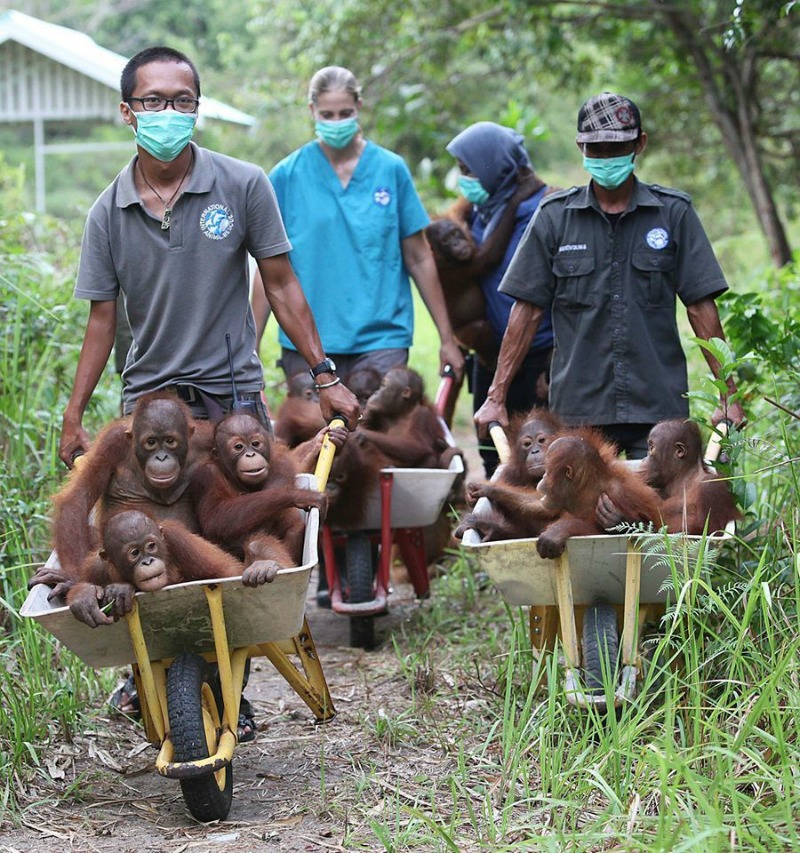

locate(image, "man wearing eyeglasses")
(60, 45), (358, 467)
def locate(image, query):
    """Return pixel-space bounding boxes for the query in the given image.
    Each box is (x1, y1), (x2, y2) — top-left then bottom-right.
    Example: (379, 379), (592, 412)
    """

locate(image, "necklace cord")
(137, 148), (194, 230)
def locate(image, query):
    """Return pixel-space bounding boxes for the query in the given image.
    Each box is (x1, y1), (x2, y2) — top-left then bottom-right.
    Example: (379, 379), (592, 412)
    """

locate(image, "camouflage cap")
(576, 93), (641, 143)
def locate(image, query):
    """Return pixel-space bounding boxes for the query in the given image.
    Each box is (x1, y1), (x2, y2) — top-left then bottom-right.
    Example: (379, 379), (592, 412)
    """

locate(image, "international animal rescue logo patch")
(645, 227), (669, 250)
(200, 204), (234, 240)
(373, 187), (391, 207)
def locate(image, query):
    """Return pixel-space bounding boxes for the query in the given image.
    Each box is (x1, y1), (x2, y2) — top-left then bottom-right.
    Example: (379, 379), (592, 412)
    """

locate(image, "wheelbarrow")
(460, 422), (734, 709)
(21, 428), (343, 822)
(321, 367), (464, 649)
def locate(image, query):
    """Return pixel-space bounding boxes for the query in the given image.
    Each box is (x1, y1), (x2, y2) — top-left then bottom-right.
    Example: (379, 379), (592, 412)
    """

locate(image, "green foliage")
(720, 260), (800, 383)
(348, 527), (800, 849)
(8, 0), (798, 257)
(0, 154), (113, 815)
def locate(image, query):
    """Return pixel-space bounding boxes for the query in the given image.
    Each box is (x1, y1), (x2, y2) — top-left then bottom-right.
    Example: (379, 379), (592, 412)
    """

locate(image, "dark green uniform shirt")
(499, 178), (728, 425)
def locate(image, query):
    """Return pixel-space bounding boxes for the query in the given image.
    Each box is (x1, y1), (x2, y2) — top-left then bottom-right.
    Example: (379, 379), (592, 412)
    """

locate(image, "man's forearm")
(65, 300), (117, 422)
(257, 256), (326, 367)
(486, 300), (543, 402)
(686, 297), (737, 391)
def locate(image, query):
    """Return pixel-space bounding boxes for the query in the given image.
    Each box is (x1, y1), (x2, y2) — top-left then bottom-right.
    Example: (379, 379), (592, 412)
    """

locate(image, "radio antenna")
(225, 333), (241, 408)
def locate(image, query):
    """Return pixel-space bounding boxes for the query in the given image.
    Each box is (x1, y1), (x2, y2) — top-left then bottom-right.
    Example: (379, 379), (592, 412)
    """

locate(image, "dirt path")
(0, 577), (431, 852)
(0, 425), (489, 853)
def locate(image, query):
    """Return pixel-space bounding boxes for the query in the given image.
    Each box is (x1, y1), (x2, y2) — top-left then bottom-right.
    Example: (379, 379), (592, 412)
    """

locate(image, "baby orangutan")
(455, 408), (564, 541)
(193, 413), (326, 575)
(274, 373), (326, 448)
(65, 510), (257, 628)
(358, 366), (458, 469)
(536, 430), (661, 559)
(597, 419), (741, 535)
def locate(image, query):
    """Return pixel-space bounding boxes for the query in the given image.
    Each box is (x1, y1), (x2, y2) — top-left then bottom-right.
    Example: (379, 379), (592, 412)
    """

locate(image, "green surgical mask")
(458, 175), (490, 206)
(133, 111), (196, 162)
(315, 117), (359, 149)
(582, 153), (636, 189)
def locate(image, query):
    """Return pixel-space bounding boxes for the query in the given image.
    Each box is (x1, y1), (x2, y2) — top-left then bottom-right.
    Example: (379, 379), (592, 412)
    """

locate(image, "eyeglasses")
(128, 96), (199, 113)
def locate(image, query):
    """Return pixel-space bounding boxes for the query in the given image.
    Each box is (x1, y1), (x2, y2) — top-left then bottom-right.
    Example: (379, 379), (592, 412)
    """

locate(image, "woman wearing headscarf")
(447, 122), (555, 476)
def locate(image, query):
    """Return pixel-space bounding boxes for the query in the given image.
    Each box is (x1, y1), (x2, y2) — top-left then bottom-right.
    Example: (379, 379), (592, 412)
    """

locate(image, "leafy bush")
(0, 155), (114, 816)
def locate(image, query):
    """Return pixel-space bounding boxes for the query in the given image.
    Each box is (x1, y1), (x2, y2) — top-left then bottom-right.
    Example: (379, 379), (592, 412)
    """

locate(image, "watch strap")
(309, 358), (337, 378)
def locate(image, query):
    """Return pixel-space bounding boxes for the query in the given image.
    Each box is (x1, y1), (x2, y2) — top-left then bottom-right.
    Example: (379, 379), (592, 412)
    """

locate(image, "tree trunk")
(664, 5), (793, 267)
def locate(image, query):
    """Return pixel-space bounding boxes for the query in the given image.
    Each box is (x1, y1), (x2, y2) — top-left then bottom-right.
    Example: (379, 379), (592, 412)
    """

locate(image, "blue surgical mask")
(582, 153), (636, 189)
(133, 111), (196, 162)
(315, 117), (359, 149)
(458, 175), (490, 206)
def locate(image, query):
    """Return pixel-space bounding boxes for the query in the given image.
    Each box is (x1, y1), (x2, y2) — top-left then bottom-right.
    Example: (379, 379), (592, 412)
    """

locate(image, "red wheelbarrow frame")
(321, 367), (460, 618)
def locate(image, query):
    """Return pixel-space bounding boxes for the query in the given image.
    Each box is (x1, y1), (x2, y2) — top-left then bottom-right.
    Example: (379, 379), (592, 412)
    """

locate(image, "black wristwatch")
(309, 357), (337, 379)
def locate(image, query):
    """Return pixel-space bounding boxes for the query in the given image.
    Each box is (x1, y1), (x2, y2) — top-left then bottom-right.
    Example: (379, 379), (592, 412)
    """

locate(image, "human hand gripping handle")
(60, 416), (92, 468)
(316, 381), (359, 430)
(313, 416), (346, 492)
(438, 339), (465, 382)
(474, 396), (509, 439)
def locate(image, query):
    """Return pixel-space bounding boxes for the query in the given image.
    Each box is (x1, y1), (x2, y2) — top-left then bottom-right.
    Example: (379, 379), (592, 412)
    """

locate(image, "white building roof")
(0, 9), (255, 126)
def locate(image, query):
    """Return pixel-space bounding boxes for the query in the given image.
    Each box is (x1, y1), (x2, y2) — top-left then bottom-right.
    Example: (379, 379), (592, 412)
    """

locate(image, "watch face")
(311, 358), (336, 377)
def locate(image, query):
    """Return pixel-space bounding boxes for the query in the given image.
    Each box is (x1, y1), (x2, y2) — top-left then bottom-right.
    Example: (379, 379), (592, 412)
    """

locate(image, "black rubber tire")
(582, 604), (619, 692)
(167, 652), (233, 822)
(350, 615), (376, 650)
(346, 534), (376, 650)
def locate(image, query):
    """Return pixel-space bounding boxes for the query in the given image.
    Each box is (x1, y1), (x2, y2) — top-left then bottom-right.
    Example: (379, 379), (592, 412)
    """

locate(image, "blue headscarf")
(446, 122), (533, 226)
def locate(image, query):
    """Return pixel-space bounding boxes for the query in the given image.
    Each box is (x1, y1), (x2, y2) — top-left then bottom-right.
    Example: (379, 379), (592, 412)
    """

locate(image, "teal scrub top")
(269, 140), (430, 353)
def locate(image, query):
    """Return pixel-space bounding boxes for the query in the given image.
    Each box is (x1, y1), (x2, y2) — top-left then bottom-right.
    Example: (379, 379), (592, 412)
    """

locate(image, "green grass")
(343, 522), (800, 850)
(0, 161), (118, 819)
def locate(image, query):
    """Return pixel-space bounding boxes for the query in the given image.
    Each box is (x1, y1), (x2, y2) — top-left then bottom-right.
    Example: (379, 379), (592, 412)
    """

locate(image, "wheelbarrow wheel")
(346, 533), (376, 650)
(167, 652), (233, 822)
(582, 604), (619, 692)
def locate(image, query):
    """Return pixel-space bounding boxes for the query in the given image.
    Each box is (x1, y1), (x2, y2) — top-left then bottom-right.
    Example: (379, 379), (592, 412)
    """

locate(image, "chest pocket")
(632, 249), (676, 307)
(552, 255), (595, 309)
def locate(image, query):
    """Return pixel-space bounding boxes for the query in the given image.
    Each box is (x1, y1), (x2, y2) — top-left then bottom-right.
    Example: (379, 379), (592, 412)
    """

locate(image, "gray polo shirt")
(500, 179), (728, 425)
(75, 143), (292, 410)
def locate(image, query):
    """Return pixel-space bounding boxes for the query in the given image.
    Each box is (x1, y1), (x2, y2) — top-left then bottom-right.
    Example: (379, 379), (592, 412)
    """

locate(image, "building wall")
(0, 41), (119, 121)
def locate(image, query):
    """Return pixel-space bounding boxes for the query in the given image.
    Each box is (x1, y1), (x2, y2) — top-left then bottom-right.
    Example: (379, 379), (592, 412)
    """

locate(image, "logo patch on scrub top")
(373, 187), (391, 207)
(200, 204), (234, 240)
(646, 227), (669, 250)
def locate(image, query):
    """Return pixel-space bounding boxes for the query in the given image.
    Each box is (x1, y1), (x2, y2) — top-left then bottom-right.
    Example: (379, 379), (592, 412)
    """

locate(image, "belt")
(173, 385), (259, 404)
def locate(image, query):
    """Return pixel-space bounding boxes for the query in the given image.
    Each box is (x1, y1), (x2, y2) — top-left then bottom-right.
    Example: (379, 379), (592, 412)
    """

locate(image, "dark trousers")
(594, 423), (653, 460)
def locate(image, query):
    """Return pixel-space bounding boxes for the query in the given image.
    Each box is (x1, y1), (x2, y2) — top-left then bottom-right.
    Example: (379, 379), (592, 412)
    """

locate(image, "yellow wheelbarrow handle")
(488, 421), (511, 467)
(314, 416), (346, 492)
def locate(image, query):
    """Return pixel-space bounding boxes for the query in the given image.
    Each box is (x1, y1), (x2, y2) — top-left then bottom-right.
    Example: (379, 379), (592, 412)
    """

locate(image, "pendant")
(161, 207), (172, 231)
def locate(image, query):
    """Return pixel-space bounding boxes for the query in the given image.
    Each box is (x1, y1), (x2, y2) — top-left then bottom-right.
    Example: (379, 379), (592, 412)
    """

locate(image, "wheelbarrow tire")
(346, 533), (376, 650)
(167, 652), (233, 822)
(582, 604), (619, 692)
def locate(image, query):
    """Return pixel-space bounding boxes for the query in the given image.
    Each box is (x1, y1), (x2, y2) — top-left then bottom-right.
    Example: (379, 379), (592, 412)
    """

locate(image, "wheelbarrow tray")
(460, 457), (731, 607)
(355, 421), (464, 530)
(21, 475), (320, 669)
(460, 459), (733, 709)
(461, 526), (728, 606)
